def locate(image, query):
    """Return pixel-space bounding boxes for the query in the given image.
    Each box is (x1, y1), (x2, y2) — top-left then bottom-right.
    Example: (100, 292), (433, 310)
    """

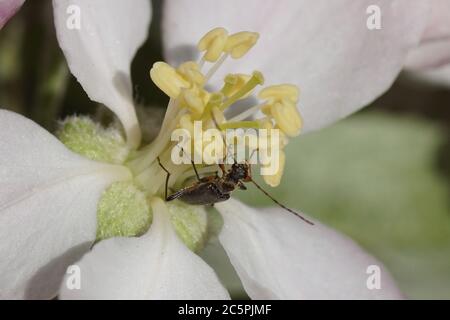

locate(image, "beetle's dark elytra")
(166, 179), (231, 205)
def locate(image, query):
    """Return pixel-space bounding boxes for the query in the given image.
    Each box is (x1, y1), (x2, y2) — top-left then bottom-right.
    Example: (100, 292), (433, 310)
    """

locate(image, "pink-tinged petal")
(0, 0), (24, 29)
(0, 109), (131, 299)
(60, 198), (229, 300)
(406, 40), (450, 70)
(53, 0), (152, 148)
(216, 199), (403, 299)
(162, 0), (428, 133)
(419, 0), (450, 42)
(405, 0), (450, 72)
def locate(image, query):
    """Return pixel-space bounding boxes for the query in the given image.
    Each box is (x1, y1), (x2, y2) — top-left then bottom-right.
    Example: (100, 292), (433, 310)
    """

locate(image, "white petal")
(163, 0), (428, 132)
(0, 109), (131, 299)
(0, 0), (24, 29)
(216, 199), (402, 299)
(53, 0), (151, 147)
(59, 198), (229, 300)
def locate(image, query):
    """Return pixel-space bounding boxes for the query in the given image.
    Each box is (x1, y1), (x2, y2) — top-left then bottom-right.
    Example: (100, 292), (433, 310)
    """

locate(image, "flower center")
(57, 27), (304, 250)
(128, 27), (303, 195)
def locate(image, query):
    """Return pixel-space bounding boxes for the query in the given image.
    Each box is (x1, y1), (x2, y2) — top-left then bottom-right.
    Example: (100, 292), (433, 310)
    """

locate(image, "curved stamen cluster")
(129, 27), (303, 196)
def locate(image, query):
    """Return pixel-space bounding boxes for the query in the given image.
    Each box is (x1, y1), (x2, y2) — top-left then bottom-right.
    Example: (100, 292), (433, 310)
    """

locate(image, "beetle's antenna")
(248, 147), (258, 163)
(249, 178), (314, 225)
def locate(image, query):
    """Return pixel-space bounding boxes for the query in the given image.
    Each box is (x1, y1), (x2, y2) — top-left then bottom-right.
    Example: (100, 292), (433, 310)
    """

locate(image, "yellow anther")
(221, 71), (264, 110)
(181, 88), (205, 117)
(270, 100), (303, 137)
(263, 150), (286, 187)
(198, 27), (229, 62)
(259, 84), (300, 104)
(220, 74), (237, 97)
(225, 31), (259, 59)
(150, 62), (190, 99)
(177, 61), (205, 87)
(202, 92), (224, 120)
(220, 73), (252, 98)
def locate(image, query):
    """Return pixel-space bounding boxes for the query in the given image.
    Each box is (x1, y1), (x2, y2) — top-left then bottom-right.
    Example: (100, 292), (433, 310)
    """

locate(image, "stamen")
(218, 120), (262, 130)
(257, 84), (302, 137)
(258, 118), (274, 130)
(201, 92), (224, 120)
(258, 84), (300, 103)
(220, 73), (252, 98)
(220, 74), (238, 97)
(160, 98), (179, 132)
(179, 113), (195, 134)
(270, 100), (303, 137)
(262, 150), (286, 187)
(177, 61), (205, 87)
(204, 53), (229, 81)
(181, 88), (205, 117)
(197, 27), (229, 62)
(227, 102), (267, 122)
(127, 110), (186, 174)
(150, 62), (190, 99)
(225, 31), (259, 59)
(210, 106), (227, 125)
(198, 56), (206, 70)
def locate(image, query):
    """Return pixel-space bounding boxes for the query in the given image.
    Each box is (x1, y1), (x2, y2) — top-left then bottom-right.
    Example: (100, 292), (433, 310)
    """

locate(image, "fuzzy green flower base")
(57, 116), (129, 164)
(96, 181), (152, 241)
(168, 201), (208, 252)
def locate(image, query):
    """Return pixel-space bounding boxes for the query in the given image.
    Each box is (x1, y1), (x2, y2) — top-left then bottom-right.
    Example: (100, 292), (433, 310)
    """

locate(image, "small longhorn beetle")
(157, 115), (313, 225)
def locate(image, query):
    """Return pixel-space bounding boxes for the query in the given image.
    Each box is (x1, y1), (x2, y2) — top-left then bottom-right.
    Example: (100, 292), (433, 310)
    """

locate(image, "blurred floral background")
(1, 1), (449, 299)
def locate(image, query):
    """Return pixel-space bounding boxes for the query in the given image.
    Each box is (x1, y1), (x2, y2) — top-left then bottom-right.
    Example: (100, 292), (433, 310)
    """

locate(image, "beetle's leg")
(189, 158), (201, 181)
(219, 164), (226, 175)
(178, 146), (201, 181)
(157, 156), (171, 201)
